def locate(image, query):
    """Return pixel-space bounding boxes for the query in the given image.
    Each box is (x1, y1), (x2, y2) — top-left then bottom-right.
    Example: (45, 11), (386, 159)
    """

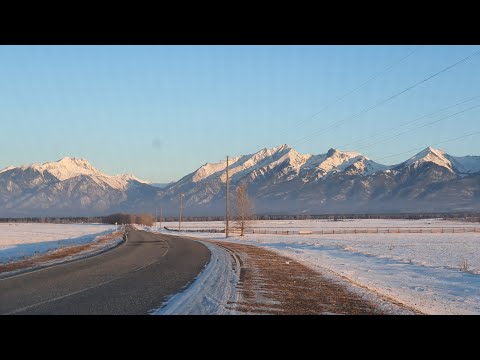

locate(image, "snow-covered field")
(161, 218), (479, 231)
(0, 223), (116, 264)
(157, 219), (480, 314)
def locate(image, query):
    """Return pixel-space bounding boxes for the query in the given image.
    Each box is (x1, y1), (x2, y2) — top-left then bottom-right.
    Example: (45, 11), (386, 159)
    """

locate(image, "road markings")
(4, 242), (170, 315)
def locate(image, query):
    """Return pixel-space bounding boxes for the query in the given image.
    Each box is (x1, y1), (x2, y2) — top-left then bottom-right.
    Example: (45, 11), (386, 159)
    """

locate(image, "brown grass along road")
(213, 241), (417, 315)
(0, 231), (124, 275)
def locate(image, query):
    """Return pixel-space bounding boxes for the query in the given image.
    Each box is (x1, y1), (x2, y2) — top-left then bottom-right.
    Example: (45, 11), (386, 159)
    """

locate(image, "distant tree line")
(0, 216), (103, 224)
(0, 213), (154, 226)
(102, 213), (154, 226)
(2, 211), (480, 224)
(168, 212), (480, 222)
(253, 212), (480, 222)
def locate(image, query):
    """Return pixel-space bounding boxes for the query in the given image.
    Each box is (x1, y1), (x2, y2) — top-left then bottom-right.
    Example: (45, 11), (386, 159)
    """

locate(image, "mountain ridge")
(1, 145), (480, 217)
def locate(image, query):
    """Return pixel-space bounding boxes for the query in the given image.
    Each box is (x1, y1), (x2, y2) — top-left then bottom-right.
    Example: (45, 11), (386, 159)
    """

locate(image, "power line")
(276, 47), (420, 139)
(338, 94), (480, 149)
(355, 103), (480, 152)
(375, 130), (480, 162)
(295, 48), (480, 146)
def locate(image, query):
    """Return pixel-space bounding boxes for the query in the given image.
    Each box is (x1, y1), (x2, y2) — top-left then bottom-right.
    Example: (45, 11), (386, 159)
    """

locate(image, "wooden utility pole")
(179, 193), (184, 231)
(226, 155), (229, 238)
(160, 208), (162, 230)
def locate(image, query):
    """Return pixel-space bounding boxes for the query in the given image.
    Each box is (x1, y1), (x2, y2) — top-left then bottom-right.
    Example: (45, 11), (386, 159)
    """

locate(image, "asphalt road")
(0, 227), (210, 315)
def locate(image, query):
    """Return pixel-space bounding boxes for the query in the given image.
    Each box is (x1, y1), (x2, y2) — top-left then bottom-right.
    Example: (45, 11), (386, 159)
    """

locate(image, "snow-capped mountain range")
(0, 157), (148, 190)
(0, 157), (156, 216)
(1, 145), (479, 217)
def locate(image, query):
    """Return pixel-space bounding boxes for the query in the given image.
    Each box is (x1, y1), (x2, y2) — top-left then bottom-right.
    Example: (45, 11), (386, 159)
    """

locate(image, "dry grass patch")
(213, 241), (388, 315)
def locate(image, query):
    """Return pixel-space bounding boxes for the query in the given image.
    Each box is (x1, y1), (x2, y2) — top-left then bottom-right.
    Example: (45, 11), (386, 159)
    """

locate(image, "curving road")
(0, 227), (210, 315)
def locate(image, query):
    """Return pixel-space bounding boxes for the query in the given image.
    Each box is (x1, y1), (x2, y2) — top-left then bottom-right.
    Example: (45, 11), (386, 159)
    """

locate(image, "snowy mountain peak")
(403, 147), (453, 171)
(326, 148), (337, 157)
(406, 147), (480, 174)
(272, 144), (292, 152)
(57, 157), (96, 169)
(423, 146), (446, 157)
(325, 148), (362, 159)
(311, 148), (365, 174)
(252, 144), (291, 160)
(29, 157), (101, 181)
(0, 165), (15, 174)
(63, 157), (102, 174)
(191, 156), (241, 183)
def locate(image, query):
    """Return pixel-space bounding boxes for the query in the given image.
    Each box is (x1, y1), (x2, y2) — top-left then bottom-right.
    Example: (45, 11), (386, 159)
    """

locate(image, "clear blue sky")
(1, 45), (479, 183)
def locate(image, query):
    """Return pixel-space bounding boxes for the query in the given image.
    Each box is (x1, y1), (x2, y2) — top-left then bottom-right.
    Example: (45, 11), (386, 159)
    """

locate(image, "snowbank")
(0, 223), (116, 264)
(151, 241), (238, 315)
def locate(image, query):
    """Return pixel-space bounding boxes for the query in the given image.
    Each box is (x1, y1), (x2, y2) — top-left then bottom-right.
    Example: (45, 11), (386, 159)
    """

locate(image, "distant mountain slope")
(1, 146), (479, 217)
(0, 157), (151, 216)
(153, 144), (480, 215)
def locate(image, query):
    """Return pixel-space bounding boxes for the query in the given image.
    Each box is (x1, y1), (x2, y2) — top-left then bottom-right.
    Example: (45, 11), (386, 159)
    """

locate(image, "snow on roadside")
(152, 220), (480, 315)
(0, 232), (124, 279)
(137, 225), (239, 315)
(0, 223), (116, 264)
(150, 240), (238, 315)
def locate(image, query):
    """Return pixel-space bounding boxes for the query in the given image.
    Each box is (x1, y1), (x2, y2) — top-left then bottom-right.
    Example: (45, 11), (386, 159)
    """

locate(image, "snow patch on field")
(0, 223), (116, 264)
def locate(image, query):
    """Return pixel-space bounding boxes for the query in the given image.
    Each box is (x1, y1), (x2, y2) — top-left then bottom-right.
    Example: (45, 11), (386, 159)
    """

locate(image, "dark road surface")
(0, 227), (210, 314)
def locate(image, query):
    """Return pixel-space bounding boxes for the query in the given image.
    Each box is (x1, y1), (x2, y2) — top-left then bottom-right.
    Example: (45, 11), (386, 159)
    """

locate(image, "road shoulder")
(0, 230), (126, 280)
(152, 240), (238, 315)
(211, 241), (417, 315)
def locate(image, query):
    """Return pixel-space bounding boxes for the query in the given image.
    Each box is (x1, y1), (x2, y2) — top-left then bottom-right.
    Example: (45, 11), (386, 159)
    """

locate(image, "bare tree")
(231, 183), (255, 236)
